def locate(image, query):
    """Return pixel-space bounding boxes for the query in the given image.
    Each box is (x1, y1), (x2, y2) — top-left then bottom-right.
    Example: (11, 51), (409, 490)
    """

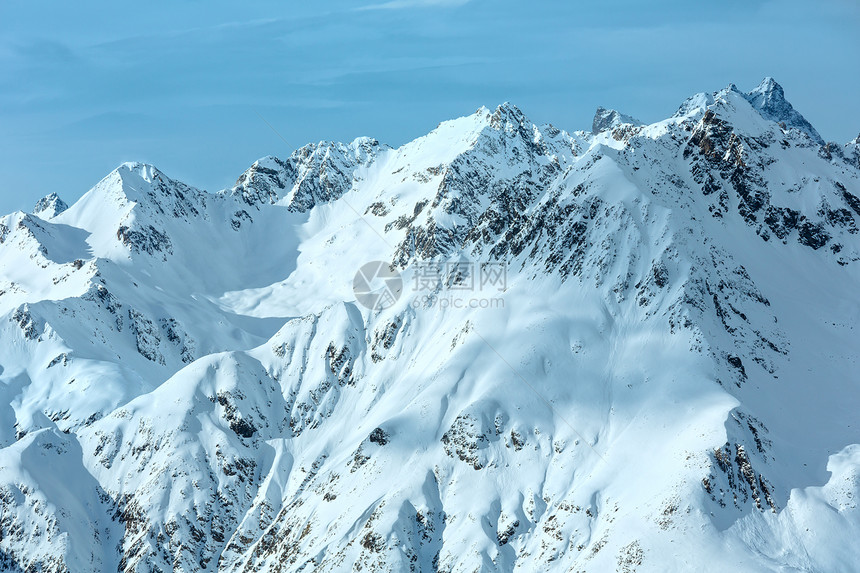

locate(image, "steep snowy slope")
(0, 78), (858, 572)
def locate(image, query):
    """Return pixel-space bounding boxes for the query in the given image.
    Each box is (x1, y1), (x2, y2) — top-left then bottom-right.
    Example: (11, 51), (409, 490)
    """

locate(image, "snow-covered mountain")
(1, 78), (859, 572)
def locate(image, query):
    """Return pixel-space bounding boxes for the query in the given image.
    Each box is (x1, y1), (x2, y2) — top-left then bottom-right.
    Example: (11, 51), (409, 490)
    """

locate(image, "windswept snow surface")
(0, 79), (859, 572)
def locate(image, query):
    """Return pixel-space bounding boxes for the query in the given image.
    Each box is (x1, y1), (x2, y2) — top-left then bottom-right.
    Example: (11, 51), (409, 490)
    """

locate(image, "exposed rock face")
(592, 106), (642, 134)
(742, 77), (824, 144)
(0, 79), (858, 572)
(33, 192), (69, 218)
(229, 138), (387, 211)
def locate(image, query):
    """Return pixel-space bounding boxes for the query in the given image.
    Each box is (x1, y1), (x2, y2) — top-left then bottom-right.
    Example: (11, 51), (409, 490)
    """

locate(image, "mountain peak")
(114, 161), (164, 184)
(32, 192), (69, 219)
(592, 106), (642, 134)
(754, 76), (782, 96)
(489, 101), (528, 127)
(743, 77), (823, 144)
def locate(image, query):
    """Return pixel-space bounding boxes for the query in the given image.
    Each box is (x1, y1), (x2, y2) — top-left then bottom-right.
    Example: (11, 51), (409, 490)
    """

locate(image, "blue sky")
(1, 0), (858, 214)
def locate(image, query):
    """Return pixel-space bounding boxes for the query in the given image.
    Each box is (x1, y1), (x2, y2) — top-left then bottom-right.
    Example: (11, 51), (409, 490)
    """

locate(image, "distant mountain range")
(0, 78), (858, 572)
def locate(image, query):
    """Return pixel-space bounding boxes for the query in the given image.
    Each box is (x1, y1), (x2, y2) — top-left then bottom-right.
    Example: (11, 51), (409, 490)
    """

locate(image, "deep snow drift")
(0, 78), (859, 572)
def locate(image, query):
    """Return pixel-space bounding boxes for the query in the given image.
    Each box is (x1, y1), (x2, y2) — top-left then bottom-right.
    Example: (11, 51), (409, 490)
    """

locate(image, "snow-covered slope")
(0, 78), (858, 572)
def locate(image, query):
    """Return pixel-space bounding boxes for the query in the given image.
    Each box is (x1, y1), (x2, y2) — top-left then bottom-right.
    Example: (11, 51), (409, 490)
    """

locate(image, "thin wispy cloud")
(357, 0), (471, 11)
(0, 0), (857, 215)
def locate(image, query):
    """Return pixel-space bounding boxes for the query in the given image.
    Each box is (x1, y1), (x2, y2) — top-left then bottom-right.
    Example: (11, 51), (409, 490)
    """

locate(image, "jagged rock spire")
(592, 107), (642, 134)
(743, 77), (823, 144)
(33, 192), (68, 218)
